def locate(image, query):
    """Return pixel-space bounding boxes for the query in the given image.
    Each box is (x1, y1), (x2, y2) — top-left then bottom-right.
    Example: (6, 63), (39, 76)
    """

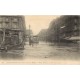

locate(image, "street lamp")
(29, 24), (32, 46)
(58, 26), (66, 47)
(29, 24), (31, 37)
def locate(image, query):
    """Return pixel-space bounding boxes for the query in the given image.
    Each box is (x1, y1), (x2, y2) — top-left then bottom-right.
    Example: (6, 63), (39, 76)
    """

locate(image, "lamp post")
(29, 25), (31, 45)
(58, 26), (66, 47)
(29, 25), (31, 37)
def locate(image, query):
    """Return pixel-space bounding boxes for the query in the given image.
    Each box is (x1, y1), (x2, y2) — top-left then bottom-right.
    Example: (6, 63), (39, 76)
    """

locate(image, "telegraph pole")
(29, 24), (31, 45)
(29, 24), (31, 37)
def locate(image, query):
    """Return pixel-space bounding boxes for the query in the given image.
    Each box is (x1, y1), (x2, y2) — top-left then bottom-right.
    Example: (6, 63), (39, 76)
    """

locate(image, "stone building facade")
(0, 15), (26, 50)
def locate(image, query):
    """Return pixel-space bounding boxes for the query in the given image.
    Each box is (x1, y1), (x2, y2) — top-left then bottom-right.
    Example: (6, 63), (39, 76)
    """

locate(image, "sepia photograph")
(0, 15), (80, 64)
(1, 1), (80, 80)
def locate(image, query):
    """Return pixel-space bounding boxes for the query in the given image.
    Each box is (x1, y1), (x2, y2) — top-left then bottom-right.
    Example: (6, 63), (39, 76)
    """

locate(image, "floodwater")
(0, 42), (79, 60)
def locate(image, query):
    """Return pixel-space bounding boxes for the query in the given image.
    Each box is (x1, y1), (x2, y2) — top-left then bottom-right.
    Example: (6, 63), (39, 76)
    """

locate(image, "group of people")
(29, 36), (39, 46)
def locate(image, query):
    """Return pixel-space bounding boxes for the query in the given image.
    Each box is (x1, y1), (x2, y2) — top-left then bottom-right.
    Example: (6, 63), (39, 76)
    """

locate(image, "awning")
(65, 36), (80, 41)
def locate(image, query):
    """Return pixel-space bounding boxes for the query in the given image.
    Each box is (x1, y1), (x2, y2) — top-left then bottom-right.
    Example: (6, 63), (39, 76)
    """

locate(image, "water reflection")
(0, 42), (79, 60)
(0, 50), (24, 60)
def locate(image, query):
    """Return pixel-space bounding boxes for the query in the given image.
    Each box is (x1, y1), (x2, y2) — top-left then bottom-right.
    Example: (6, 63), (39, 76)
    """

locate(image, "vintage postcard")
(0, 15), (80, 64)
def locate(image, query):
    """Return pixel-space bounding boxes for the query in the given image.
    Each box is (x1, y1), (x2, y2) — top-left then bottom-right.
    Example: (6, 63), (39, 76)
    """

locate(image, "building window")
(3, 22), (6, 28)
(5, 22), (9, 28)
(74, 32), (78, 36)
(74, 19), (77, 23)
(0, 17), (3, 22)
(2, 22), (9, 28)
(5, 18), (9, 22)
(0, 23), (2, 28)
(79, 26), (80, 30)
(12, 23), (18, 28)
(12, 18), (18, 22)
(74, 25), (78, 30)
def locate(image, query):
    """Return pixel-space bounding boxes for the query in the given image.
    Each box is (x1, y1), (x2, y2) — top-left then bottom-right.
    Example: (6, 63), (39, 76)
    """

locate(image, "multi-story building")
(38, 29), (48, 41)
(47, 16), (80, 42)
(60, 16), (80, 41)
(0, 15), (26, 50)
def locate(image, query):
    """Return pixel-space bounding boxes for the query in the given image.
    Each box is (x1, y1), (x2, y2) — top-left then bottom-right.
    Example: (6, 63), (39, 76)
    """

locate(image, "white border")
(0, 0), (80, 15)
(0, 65), (80, 80)
(0, 0), (80, 80)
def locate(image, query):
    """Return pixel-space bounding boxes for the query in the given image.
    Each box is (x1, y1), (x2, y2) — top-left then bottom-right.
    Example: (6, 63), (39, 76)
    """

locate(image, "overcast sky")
(25, 16), (60, 35)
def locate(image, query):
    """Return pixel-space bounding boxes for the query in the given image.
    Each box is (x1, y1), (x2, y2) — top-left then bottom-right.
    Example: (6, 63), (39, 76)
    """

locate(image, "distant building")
(37, 29), (48, 41)
(26, 29), (33, 37)
(25, 29), (33, 42)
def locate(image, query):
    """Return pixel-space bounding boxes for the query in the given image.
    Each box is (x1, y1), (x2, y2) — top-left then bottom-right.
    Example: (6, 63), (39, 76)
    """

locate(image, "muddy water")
(0, 42), (79, 60)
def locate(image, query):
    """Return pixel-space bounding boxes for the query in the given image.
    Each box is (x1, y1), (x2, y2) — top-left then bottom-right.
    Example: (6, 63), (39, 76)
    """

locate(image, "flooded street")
(23, 42), (80, 60)
(0, 42), (80, 61)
